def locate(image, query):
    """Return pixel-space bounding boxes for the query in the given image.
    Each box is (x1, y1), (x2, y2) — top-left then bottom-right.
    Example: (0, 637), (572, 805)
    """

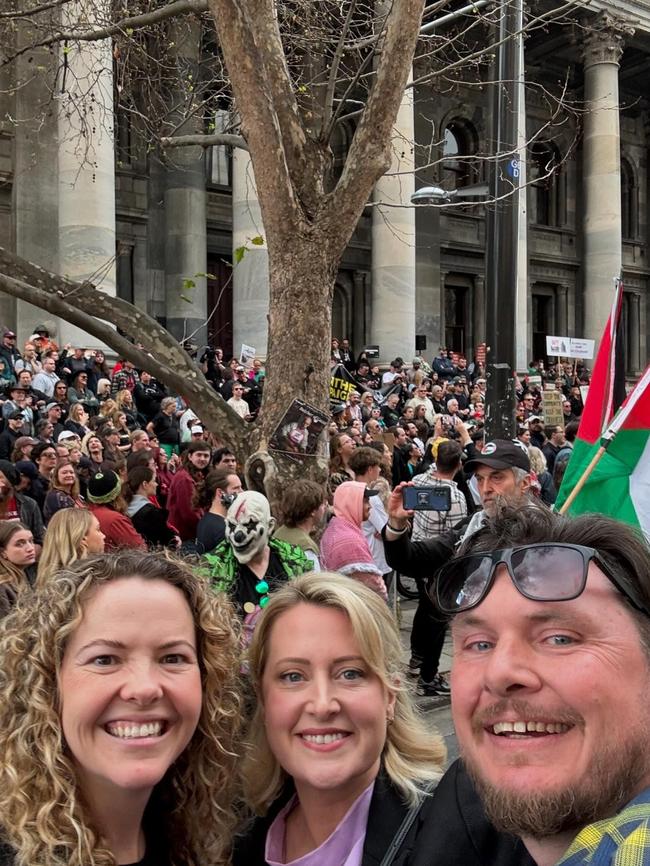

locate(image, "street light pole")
(484, 0), (524, 440)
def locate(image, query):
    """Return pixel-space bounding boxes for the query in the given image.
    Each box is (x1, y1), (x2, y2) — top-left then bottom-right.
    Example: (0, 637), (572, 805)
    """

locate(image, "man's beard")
(464, 709), (650, 839)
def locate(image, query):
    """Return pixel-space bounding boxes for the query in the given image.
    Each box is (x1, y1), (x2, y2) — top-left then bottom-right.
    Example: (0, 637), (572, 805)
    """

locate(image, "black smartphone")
(402, 485), (452, 511)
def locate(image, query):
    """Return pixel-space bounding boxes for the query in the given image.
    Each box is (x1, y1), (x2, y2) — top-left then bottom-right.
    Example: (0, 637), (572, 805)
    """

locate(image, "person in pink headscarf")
(319, 480), (388, 600)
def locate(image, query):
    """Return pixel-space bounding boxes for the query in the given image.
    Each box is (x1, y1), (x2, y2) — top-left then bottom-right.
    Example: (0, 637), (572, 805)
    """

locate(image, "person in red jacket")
(86, 470), (146, 550)
(166, 441), (211, 541)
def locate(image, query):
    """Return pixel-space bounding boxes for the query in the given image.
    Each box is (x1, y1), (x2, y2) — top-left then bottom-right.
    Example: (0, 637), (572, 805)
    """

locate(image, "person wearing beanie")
(86, 470), (146, 551)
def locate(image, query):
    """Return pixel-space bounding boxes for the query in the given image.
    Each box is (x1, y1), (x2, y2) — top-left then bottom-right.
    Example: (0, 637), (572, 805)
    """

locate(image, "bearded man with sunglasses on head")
(383, 439), (535, 694)
(434, 505), (650, 866)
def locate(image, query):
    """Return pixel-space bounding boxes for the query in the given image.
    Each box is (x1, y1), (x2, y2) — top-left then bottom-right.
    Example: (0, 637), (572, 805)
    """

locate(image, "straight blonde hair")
(242, 572), (446, 812)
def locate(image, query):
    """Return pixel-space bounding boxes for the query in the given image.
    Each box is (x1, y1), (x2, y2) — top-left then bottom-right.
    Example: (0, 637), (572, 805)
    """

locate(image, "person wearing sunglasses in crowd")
(434, 505), (650, 866)
(383, 440), (534, 697)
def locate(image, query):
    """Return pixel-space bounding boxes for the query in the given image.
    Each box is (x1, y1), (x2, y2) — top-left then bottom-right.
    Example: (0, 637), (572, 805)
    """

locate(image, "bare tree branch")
(2, 0), (210, 66)
(325, 0), (425, 258)
(160, 132), (249, 150)
(0, 0), (72, 19)
(206, 0), (301, 239)
(0, 247), (248, 449)
(321, 0), (359, 137)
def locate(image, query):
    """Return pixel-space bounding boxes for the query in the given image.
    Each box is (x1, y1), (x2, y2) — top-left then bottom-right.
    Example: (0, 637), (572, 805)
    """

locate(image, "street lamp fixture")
(410, 183), (489, 204)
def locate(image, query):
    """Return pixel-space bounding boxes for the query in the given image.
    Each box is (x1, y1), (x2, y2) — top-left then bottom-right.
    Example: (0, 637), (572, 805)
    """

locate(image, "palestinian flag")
(556, 365), (650, 535)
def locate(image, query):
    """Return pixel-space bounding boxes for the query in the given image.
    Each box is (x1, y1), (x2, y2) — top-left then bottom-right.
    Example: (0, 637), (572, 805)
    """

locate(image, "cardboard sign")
(475, 343), (487, 364)
(269, 399), (329, 461)
(364, 345), (380, 359)
(545, 336), (595, 360)
(542, 390), (564, 426)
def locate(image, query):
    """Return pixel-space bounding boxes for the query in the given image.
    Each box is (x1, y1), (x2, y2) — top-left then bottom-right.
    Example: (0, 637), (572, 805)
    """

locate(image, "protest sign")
(542, 389), (564, 426)
(269, 399), (329, 461)
(545, 336), (595, 360)
(330, 365), (358, 403)
(239, 344), (256, 367)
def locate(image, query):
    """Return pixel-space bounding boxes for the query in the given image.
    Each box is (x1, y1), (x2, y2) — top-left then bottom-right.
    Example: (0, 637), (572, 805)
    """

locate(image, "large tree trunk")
(261, 236), (336, 442)
(245, 235), (335, 505)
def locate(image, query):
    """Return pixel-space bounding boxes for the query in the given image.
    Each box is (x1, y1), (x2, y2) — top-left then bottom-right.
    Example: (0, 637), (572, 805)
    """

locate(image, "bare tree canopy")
(0, 0), (581, 486)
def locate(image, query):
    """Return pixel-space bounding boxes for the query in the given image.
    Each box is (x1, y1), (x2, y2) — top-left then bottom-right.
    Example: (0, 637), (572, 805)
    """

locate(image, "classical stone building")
(0, 0), (648, 372)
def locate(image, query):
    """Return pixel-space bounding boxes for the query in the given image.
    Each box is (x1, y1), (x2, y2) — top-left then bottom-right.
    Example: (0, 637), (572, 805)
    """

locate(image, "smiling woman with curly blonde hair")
(0, 550), (243, 866)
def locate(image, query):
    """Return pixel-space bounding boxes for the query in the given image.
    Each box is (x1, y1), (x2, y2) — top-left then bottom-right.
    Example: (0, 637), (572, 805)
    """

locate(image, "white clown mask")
(225, 491), (276, 564)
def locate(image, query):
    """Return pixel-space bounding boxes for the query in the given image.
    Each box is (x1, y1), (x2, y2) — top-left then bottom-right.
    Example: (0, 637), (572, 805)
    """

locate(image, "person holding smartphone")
(383, 440), (534, 696)
(401, 440), (468, 697)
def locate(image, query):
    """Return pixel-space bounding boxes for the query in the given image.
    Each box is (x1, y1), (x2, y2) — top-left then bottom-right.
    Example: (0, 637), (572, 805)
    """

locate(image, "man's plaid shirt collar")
(556, 786), (650, 865)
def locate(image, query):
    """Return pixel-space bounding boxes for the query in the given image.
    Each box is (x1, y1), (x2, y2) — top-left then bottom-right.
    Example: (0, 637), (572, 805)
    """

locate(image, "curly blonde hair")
(0, 550), (243, 866)
(242, 572), (446, 813)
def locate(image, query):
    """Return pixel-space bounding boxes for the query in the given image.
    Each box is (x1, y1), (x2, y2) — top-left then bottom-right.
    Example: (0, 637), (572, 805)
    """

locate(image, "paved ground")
(394, 595), (459, 766)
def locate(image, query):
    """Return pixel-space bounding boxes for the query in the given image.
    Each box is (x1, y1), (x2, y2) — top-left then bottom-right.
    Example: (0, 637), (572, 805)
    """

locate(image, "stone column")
(12, 20), (60, 338)
(57, 0), (116, 347)
(556, 284), (569, 335)
(370, 83), (416, 364)
(231, 148), (269, 357)
(582, 13), (633, 342)
(164, 18), (207, 345)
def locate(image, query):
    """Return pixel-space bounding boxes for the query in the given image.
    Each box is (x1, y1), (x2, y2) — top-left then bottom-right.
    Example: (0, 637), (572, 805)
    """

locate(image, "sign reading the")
(330, 376), (355, 402)
(545, 336), (595, 359)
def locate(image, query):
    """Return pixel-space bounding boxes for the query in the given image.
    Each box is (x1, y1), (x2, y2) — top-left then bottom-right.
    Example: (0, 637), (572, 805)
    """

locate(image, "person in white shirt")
(32, 357), (59, 399)
(227, 384), (251, 420)
(349, 447), (390, 578)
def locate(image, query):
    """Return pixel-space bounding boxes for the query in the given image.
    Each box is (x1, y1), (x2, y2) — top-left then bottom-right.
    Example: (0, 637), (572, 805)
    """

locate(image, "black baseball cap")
(465, 439), (530, 473)
(363, 488), (380, 500)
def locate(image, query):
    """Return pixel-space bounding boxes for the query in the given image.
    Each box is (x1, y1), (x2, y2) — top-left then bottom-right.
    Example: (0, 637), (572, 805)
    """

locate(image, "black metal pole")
(484, 0), (522, 440)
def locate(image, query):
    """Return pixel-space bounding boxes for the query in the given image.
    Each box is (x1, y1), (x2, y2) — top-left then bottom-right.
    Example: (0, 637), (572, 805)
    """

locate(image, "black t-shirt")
(233, 548), (291, 612)
(196, 512), (226, 554)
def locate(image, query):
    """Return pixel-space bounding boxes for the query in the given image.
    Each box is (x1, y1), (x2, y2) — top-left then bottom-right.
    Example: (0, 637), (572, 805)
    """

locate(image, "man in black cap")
(0, 411), (27, 461)
(0, 329), (21, 371)
(382, 439), (533, 695)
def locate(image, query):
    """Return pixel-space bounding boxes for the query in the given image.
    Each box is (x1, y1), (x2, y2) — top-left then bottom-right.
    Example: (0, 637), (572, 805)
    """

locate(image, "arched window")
(442, 120), (478, 190)
(621, 157), (637, 240)
(529, 142), (562, 227)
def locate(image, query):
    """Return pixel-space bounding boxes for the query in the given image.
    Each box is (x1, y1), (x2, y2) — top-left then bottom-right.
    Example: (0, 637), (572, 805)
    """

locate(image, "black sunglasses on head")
(434, 543), (650, 617)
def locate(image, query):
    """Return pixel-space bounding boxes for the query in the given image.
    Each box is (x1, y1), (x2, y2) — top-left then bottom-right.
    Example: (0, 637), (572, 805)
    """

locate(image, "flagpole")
(558, 442), (611, 514)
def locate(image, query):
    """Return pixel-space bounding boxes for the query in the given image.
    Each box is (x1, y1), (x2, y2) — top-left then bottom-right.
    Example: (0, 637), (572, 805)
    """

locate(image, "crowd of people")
(0, 327), (648, 866)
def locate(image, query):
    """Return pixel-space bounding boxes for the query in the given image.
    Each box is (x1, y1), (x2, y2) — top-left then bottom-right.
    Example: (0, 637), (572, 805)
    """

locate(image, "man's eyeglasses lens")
(436, 545), (590, 613)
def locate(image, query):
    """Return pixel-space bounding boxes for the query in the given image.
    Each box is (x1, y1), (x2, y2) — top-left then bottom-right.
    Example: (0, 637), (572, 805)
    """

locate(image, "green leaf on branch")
(234, 246), (247, 264)
(251, 236), (265, 246)
(179, 295), (193, 303)
(182, 278), (196, 290)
